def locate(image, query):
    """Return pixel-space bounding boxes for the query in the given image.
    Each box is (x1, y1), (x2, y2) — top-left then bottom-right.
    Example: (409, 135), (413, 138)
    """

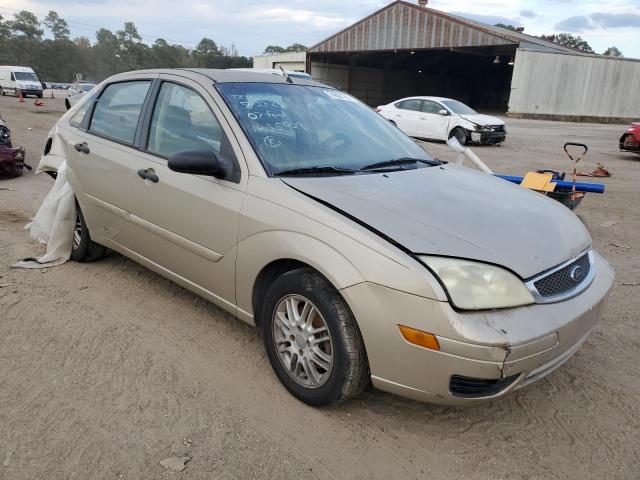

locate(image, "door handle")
(137, 168), (159, 183)
(74, 142), (90, 154)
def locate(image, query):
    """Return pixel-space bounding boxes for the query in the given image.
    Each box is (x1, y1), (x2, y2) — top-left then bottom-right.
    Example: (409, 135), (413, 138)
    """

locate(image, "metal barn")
(304, 0), (639, 123)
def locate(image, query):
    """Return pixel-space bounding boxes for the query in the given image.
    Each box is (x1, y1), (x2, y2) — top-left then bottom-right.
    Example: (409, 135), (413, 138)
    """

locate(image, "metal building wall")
(509, 49), (640, 122)
(252, 52), (307, 72)
(309, 1), (512, 53)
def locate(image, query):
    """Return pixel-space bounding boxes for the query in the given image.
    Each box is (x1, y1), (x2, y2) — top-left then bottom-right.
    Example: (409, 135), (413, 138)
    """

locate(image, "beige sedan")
(39, 69), (614, 406)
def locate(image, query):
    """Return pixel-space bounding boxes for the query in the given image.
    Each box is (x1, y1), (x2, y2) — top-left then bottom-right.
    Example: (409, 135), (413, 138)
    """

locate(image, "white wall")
(509, 49), (640, 121)
(252, 52), (307, 72)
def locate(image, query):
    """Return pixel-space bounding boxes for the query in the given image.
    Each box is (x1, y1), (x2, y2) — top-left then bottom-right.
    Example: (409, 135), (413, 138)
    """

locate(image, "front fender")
(235, 230), (364, 320)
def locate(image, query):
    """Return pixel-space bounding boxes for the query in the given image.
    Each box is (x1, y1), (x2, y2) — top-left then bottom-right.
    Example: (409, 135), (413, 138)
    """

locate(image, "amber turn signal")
(398, 325), (440, 351)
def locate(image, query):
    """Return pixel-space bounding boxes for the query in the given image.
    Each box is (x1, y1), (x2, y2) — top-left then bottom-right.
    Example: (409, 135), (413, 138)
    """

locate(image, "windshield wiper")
(359, 157), (440, 172)
(275, 166), (356, 176)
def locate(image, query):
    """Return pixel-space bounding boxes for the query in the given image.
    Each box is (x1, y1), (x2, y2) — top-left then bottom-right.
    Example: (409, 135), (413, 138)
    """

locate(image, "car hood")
(459, 114), (504, 126)
(282, 165), (591, 279)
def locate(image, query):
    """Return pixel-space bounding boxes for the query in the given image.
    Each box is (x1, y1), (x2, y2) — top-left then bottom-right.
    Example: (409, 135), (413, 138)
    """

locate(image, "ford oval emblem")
(570, 265), (585, 283)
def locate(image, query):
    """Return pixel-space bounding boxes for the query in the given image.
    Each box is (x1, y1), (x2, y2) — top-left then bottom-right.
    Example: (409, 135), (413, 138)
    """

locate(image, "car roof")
(394, 96), (451, 103)
(107, 68), (327, 87)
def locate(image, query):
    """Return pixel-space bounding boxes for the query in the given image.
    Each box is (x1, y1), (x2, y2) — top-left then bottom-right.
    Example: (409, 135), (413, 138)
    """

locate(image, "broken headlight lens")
(477, 125), (494, 132)
(421, 256), (535, 310)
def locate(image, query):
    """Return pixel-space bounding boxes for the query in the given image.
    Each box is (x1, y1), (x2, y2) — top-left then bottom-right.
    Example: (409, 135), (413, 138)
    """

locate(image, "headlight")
(477, 125), (494, 132)
(421, 256), (534, 310)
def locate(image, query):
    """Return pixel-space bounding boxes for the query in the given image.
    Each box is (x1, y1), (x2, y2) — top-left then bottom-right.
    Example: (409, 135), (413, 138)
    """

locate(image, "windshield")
(441, 100), (476, 115)
(14, 72), (38, 82)
(217, 83), (434, 175)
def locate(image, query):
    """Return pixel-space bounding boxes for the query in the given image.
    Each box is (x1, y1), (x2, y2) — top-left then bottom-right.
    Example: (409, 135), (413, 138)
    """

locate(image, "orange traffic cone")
(18, 91), (24, 103)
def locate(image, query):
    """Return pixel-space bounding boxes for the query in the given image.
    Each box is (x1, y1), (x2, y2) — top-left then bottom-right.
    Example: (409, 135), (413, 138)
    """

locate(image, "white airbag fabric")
(13, 161), (76, 268)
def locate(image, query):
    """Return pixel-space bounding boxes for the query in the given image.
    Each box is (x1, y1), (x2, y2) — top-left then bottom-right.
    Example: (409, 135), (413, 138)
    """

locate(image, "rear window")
(89, 81), (151, 144)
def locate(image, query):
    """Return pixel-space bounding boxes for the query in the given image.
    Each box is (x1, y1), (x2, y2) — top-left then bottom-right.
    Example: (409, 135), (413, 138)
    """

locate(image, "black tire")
(37, 93), (43, 99)
(449, 127), (468, 146)
(260, 268), (369, 406)
(0, 87), (4, 96)
(70, 204), (106, 262)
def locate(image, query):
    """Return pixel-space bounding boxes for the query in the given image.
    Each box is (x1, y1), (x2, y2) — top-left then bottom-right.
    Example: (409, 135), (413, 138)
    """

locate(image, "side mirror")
(168, 150), (226, 179)
(438, 109), (449, 116)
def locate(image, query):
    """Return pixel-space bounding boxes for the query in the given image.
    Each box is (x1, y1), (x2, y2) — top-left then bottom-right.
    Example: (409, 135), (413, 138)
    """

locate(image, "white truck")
(0, 66), (44, 98)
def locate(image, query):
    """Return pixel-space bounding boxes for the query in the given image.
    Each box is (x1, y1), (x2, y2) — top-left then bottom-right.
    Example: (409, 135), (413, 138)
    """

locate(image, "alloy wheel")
(272, 295), (333, 388)
(72, 212), (82, 251)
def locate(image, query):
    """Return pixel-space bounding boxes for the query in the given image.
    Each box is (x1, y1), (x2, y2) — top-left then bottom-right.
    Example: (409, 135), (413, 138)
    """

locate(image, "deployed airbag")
(13, 161), (75, 268)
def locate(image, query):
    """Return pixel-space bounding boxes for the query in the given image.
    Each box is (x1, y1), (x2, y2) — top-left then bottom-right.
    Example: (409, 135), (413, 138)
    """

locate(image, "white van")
(0, 66), (44, 98)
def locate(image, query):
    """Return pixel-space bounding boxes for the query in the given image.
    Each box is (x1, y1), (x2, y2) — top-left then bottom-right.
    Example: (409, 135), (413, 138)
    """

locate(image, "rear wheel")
(260, 268), (369, 406)
(449, 127), (468, 146)
(70, 204), (106, 262)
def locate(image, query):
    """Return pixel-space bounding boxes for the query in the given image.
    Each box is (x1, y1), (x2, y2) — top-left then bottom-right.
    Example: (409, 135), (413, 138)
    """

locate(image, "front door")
(416, 100), (451, 140)
(127, 76), (247, 309)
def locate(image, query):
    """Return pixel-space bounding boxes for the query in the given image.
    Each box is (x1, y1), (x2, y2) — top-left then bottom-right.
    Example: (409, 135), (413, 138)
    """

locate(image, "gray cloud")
(556, 15), (592, 31)
(520, 10), (537, 19)
(556, 12), (640, 31)
(590, 12), (640, 28)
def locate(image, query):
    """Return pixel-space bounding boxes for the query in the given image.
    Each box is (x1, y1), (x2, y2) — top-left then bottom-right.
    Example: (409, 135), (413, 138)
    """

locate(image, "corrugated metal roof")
(309, 1), (577, 54)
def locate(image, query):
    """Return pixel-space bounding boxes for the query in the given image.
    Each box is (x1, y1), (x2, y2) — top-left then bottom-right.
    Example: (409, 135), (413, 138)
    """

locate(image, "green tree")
(538, 33), (594, 53)
(602, 46), (623, 57)
(44, 11), (70, 40)
(264, 43), (308, 54)
(0, 14), (12, 41)
(9, 10), (43, 39)
(495, 23), (518, 31)
(74, 36), (91, 48)
(285, 43), (307, 52)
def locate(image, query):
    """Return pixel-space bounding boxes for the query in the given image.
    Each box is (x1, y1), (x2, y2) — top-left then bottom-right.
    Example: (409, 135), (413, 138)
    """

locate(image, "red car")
(620, 122), (640, 154)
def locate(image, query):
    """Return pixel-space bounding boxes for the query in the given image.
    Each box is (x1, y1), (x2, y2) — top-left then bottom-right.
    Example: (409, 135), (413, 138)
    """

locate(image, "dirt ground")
(1, 94), (639, 480)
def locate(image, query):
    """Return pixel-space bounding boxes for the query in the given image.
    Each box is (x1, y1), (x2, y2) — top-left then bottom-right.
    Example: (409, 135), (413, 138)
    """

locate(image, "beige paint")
(41, 69), (615, 404)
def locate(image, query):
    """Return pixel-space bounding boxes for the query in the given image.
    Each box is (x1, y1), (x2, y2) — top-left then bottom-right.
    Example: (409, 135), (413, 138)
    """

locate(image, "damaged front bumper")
(470, 129), (506, 145)
(619, 134), (640, 153)
(340, 251), (614, 405)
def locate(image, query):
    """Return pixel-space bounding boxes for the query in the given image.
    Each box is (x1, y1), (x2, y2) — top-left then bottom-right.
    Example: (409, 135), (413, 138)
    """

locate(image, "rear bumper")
(341, 251), (614, 405)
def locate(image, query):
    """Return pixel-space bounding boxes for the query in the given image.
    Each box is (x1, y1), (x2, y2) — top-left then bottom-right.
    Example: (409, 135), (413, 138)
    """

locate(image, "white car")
(377, 97), (506, 146)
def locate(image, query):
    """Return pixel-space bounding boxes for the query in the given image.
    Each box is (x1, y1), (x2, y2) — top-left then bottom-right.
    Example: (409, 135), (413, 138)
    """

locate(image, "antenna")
(279, 65), (293, 84)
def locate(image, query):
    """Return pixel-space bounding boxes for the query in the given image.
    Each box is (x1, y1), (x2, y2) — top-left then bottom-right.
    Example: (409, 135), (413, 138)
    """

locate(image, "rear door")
(126, 74), (247, 309)
(63, 77), (156, 250)
(392, 99), (423, 136)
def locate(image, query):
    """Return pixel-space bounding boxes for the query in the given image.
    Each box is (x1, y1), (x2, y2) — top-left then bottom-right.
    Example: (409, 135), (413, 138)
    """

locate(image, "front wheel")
(70, 204), (106, 262)
(449, 127), (468, 146)
(260, 268), (369, 406)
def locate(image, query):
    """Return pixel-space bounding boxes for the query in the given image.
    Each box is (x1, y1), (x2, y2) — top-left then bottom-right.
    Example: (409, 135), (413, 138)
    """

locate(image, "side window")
(69, 98), (92, 127)
(397, 99), (422, 112)
(89, 81), (151, 143)
(422, 101), (442, 114)
(147, 82), (227, 159)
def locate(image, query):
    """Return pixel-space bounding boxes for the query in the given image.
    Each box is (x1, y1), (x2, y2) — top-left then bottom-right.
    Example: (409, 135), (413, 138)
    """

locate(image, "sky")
(1, 0), (639, 58)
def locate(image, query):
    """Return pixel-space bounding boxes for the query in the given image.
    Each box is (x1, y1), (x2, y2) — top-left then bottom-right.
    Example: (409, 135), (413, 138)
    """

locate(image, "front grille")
(450, 374), (519, 398)
(533, 253), (590, 298)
